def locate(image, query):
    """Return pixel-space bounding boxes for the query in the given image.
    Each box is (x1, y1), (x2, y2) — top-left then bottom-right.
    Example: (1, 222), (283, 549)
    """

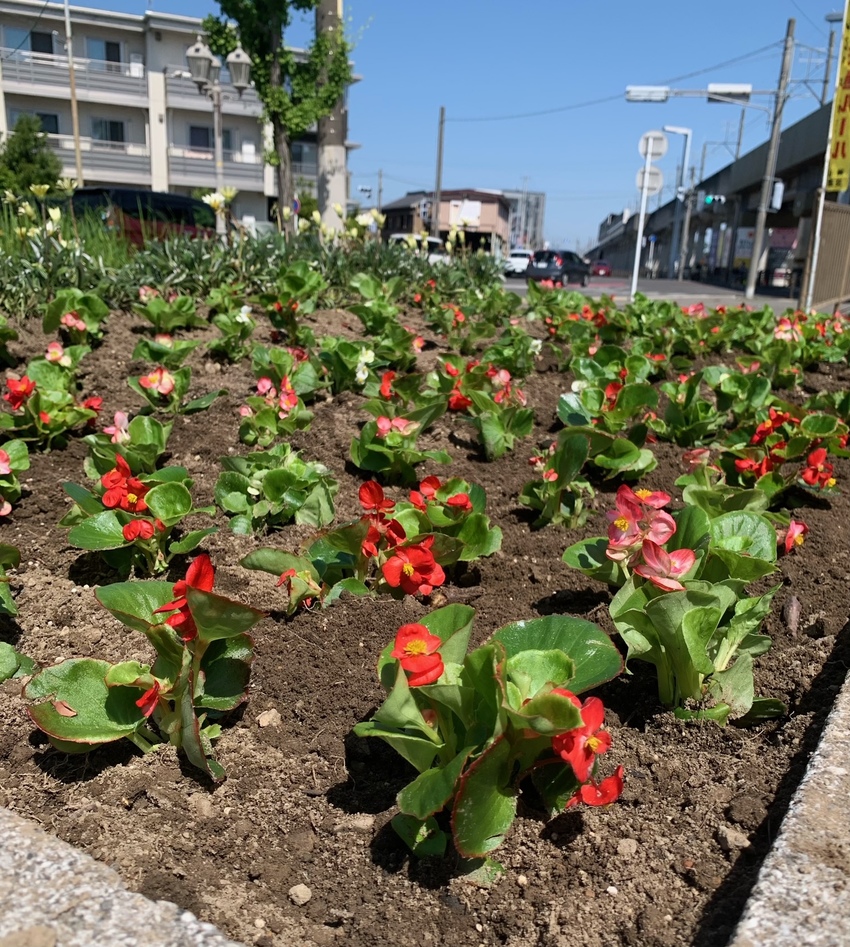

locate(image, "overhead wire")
(1, 0), (51, 61)
(446, 40), (783, 122)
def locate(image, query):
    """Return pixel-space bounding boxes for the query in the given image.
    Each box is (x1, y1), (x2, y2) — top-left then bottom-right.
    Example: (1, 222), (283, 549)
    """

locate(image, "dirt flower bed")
(0, 306), (848, 947)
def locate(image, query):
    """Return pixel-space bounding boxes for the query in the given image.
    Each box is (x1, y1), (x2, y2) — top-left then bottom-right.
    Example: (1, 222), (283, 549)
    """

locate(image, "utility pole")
(520, 175), (529, 247)
(63, 0), (83, 185)
(377, 168), (383, 215)
(746, 18), (795, 300)
(431, 105), (445, 240)
(735, 107), (746, 159)
(678, 168), (695, 281)
(823, 24), (837, 105)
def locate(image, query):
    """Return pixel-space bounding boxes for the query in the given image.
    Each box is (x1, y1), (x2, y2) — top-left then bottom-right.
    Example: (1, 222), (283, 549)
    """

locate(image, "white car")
(504, 249), (533, 275)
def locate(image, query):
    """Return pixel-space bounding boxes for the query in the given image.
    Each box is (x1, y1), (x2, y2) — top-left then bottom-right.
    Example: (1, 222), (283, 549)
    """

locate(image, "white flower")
(220, 186), (238, 202)
(530, 339), (543, 356)
(48, 206), (62, 223)
(282, 206), (293, 221)
(298, 217), (311, 233)
(236, 305), (253, 325)
(571, 379), (589, 393)
(355, 212), (372, 227)
(332, 202), (344, 217)
(355, 348), (375, 385)
(311, 209), (321, 225)
(202, 192), (226, 214)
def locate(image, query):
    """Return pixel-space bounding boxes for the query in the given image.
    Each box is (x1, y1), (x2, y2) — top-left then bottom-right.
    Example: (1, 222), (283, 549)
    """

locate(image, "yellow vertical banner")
(828, 8), (850, 192)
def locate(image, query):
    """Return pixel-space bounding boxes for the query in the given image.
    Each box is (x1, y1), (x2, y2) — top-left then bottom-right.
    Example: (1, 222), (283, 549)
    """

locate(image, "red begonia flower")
(382, 538), (445, 596)
(783, 519), (809, 555)
(135, 680), (161, 718)
(801, 448), (835, 488)
(446, 493), (473, 512)
(3, 376), (35, 410)
(100, 455), (149, 513)
(379, 371), (396, 399)
(567, 766), (625, 808)
(359, 481), (394, 514)
(153, 553), (216, 642)
(122, 519), (155, 542)
(390, 623), (444, 686)
(552, 694), (612, 784)
(633, 540), (696, 592)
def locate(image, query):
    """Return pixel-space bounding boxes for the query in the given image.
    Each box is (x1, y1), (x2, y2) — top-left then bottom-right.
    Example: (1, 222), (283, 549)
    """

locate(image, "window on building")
(86, 38), (122, 71)
(4, 26), (53, 56)
(9, 110), (60, 135)
(92, 119), (125, 144)
(188, 125), (233, 153)
(30, 30), (53, 54)
(291, 141), (317, 168)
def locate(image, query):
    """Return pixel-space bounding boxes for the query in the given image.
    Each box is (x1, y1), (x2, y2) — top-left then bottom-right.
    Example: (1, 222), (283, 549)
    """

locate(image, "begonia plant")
(24, 554), (264, 780)
(354, 606), (624, 867)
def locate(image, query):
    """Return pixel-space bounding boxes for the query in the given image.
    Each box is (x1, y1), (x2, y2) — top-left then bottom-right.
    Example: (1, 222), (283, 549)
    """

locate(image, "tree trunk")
(274, 119), (294, 237)
(268, 20), (294, 238)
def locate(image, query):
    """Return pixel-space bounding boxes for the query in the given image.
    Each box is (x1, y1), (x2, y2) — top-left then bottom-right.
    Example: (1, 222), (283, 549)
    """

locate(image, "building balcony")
(167, 145), (265, 191)
(164, 71), (263, 119)
(0, 50), (148, 106)
(46, 134), (151, 186)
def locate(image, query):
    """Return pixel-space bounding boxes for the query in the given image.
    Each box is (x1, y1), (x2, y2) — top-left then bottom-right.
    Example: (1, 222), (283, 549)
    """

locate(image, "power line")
(789, 0), (828, 38)
(447, 41), (783, 123)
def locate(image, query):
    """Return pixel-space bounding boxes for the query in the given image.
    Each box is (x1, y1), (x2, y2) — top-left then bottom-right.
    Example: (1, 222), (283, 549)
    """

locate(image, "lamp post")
(186, 35), (252, 235)
(663, 125), (692, 280)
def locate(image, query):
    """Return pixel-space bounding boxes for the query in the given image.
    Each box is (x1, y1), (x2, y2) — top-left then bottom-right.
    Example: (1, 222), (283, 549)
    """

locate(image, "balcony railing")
(46, 134), (151, 182)
(167, 145), (264, 188)
(0, 49), (147, 99)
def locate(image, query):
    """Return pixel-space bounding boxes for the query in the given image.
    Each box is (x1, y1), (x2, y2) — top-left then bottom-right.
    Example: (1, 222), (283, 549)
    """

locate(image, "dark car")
(527, 249), (590, 287)
(70, 187), (216, 247)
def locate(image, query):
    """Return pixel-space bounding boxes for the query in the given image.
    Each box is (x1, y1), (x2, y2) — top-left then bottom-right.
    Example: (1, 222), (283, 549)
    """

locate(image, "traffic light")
(704, 194), (726, 206)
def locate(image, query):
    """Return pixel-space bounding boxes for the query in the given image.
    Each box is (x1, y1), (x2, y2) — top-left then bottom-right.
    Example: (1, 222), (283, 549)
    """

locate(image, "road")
(504, 275), (796, 310)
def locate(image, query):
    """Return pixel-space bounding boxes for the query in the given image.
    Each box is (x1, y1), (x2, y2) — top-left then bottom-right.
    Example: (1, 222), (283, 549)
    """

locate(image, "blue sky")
(78, 0), (844, 247)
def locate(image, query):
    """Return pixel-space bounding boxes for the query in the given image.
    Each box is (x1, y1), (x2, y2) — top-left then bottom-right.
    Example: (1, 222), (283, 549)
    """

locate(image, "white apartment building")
(0, 0), (354, 223)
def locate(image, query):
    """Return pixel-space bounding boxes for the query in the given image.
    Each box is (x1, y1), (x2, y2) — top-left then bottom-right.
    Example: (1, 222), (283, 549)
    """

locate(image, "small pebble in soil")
(254, 919), (266, 929)
(517, 874), (528, 887)
(606, 886), (618, 896)
(716, 825), (751, 851)
(289, 883), (312, 906)
(257, 708), (281, 728)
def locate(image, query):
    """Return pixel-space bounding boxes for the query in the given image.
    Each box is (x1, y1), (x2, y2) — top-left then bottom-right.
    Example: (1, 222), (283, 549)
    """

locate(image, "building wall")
(0, 0), (345, 222)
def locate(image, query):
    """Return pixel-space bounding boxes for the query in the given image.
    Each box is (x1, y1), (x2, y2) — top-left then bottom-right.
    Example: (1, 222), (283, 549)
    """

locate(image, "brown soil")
(1, 307), (849, 947)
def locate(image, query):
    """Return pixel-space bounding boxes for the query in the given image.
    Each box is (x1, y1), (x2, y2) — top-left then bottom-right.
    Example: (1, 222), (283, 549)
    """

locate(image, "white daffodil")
(48, 206), (62, 223)
(202, 192), (226, 214)
(311, 209), (321, 225)
(220, 186), (238, 202)
(355, 212), (372, 227)
(282, 206), (293, 221)
(29, 184), (50, 199)
(3, 190), (17, 205)
(298, 217), (311, 233)
(332, 202), (344, 217)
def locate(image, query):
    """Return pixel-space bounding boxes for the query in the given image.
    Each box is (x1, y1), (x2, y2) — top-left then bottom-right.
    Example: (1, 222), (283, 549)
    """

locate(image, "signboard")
(828, 6), (850, 192)
(638, 130), (668, 160)
(636, 166), (663, 196)
(449, 199), (482, 228)
(733, 228), (755, 268)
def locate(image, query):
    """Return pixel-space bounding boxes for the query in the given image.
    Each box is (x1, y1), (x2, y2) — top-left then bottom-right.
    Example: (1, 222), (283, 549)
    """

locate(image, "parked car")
(591, 259), (612, 277)
(504, 249), (533, 275)
(388, 233), (449, 265)
(527, 249), (590, 287)
(70, 187), (217, 246)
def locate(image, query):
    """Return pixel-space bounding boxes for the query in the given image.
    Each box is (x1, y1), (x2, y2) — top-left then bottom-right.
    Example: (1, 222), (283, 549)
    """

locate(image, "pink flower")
(0, 450), (11, 476)
(138, 367), (175, 396)
(0, 496), (11, 516)
(783, 519), (809, 555)
(103, 411), (130, 445)
(542, 469), (558, 482)
(277, 376), (298, 418)
(238, 405), (253, 418)
(606, 485), (675, 561)
(775, 317), (803, 342)
(256, 376), (275, 396)
(138, 285), (160, 303)
(45, 341), (66, 364)
(682, 448), (711, 470)
(633, 540), (696, 592)
(154, 333), (173, 348)
(60, 311), (86, 332)
(376, 416), (418, 437)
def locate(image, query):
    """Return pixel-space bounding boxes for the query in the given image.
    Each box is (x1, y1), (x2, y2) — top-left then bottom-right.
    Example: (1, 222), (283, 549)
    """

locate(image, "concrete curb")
(0, 807), (246, 947)
(728, 671), (850, 947)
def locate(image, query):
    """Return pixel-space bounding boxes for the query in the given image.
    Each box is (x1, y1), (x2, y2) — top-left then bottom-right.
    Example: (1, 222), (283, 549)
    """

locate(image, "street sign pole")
(630, 137), (656, 302)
